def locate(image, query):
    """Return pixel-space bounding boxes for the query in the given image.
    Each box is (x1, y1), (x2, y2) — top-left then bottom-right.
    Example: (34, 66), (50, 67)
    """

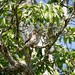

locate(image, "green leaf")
(71, 27), (75, 33)
(54, 70), (59, 75)
(26, 48), (29, 54)
(39, 1), (43, 7)
(55, 15), (60, 26)
(3, 18), (6, 24)
(59, 37), (61, 42)
(63, 37), (67, 44)
(44, 12), (49, 22)
(67, 26), (71, 32)
(69, 37), (72, 44)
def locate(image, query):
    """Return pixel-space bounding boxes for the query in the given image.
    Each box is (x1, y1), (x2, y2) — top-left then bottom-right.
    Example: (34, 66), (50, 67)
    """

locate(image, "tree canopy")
(0, 0), (75, 75)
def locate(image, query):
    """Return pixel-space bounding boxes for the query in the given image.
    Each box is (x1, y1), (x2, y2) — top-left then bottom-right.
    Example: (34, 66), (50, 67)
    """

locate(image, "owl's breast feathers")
(25, 30), (40, 45)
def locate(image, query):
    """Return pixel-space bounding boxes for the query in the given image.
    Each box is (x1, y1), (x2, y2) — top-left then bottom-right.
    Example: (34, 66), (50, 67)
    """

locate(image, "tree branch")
(1, 41), (18, 65)
(0, 0), (8, 10)
(0, 61), (28, 73)
(2, 14), (14, 33)
(0, 41), (29, 73)
(0, 3), (6, 10)
(13, 0), (23, 47)
(14, 5), (20, 46)
(33, 13), (74, 70)
(19, 45), (32, 65)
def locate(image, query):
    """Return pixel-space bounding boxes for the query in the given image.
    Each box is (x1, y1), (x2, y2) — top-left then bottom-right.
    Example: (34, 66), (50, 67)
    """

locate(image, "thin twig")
(0, 3), (6, 10)
(0, 0), (8, 10)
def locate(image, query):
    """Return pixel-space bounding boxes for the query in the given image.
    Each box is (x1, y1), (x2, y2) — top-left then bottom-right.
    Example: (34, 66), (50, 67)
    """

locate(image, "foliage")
(0, 0), (75, 75)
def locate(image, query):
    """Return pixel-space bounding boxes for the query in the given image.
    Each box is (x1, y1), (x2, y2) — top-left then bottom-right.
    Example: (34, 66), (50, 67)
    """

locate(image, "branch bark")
(0, 41), (29, 74)
(1, 41), (18, 65)
(13, 0), (24, 47)
(19, 45), (32, 66)
(0, 63), (28, 72)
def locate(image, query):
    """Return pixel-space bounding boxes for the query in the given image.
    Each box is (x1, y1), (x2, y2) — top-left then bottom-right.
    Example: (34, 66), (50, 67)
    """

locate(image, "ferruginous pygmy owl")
(25, 30), (41, 46)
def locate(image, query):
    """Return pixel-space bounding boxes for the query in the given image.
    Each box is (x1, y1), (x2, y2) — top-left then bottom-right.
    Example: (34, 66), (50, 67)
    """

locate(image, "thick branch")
(13, 4), (21, 47)
(0, 41), (29, 73)
(74, 1), (75, 11)
(33, 16), (73, 70)
(13, 0), (24, 47)
(0, 62), (28, 73)
(14, 6), (19, 41)
(19, 45), (32, 65)
(1, 41), (18, 65)
(2, 1), (23, 33)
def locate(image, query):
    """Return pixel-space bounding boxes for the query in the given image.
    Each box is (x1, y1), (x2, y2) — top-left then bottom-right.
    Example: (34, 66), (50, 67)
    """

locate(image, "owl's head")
(32, 29), (42, 36)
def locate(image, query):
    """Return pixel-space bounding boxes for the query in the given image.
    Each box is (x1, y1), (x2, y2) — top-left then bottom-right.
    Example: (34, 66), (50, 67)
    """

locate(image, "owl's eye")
(33, 33), (35, 34)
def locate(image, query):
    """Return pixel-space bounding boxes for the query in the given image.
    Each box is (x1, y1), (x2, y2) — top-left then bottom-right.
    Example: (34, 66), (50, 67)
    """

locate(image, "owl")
(25, 30), (40, 46)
